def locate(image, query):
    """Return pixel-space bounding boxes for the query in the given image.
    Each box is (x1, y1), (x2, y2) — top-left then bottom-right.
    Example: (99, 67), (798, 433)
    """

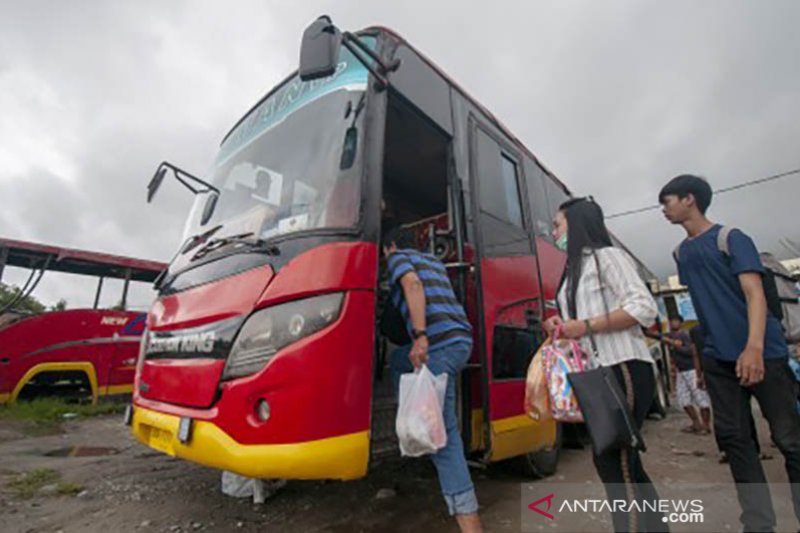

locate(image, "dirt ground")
(0, 401), (797, 533)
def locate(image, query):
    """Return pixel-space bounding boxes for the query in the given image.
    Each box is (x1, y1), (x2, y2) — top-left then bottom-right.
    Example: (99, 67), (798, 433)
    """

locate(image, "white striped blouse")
(557, 246), (657, 367)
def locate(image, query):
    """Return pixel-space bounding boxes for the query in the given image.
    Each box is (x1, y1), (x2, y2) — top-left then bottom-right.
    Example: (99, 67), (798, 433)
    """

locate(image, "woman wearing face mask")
(544, 197), (666, 533)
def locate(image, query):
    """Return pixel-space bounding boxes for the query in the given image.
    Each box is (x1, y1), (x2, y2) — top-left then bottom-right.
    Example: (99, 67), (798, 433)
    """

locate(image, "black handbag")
(565, 251), (646, 456)
(568, 357), (646, 456)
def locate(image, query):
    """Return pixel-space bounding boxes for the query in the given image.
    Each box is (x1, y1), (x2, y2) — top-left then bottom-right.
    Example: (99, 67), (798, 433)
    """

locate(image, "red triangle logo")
(528, 493), (555, 520)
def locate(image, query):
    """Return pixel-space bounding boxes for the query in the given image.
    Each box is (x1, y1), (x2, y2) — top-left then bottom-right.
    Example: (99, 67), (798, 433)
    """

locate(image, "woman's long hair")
(558, 197), (613, 319)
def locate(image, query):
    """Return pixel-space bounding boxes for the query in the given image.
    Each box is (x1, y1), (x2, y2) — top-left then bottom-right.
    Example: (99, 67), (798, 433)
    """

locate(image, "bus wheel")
(518, 423), (562, 479)
(649, 366), (668, 420)
(17, 371), (93, 404)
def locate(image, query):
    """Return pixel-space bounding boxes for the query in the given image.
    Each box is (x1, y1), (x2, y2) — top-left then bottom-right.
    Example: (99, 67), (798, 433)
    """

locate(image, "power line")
(606, 168), (800, 220)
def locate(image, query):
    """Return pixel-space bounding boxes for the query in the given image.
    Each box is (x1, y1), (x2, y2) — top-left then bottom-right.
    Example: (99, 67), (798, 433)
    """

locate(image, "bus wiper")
(156, 234), (279, 293)
(180, 224), (224, 255)
(152, 225), (224, 290)
(192, 233), (280, 260)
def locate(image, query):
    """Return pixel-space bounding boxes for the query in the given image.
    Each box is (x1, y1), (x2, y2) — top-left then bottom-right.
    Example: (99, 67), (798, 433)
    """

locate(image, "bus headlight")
(288, 314), (306, 337)
(222, 292), (345, 380)
(256, 399), (271, 422)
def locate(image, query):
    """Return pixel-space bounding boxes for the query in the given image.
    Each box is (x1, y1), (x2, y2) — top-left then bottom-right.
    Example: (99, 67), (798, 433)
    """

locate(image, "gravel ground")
(0, 401), (796, 533)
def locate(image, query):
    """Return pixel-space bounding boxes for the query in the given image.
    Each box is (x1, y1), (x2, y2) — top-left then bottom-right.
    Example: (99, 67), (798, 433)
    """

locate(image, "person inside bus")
(382, 225), (482, 533)
(543, 197), (666, 533)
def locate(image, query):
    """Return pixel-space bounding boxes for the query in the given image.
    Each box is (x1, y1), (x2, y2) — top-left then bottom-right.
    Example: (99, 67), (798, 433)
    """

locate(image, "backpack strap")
(674, 226), (734, 264)
(717, 226), (734, 257)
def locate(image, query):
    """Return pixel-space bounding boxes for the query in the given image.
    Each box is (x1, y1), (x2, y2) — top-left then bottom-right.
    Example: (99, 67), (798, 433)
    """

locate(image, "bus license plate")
(147, 426), (175, 455)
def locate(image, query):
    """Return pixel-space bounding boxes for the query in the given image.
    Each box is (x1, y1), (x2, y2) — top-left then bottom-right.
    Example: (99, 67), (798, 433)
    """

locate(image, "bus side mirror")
(299, 15), (342, 81)
(200, 193), (219, 226)
(339, 126), (358, 170)
(147, 166), (168, 203)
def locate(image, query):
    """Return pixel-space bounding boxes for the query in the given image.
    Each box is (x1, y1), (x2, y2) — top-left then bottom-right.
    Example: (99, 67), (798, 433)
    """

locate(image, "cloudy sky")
(1, 1), (798, 308)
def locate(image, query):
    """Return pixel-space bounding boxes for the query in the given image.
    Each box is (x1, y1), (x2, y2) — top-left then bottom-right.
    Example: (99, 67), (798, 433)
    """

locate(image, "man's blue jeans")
(390, 340), (479, 516)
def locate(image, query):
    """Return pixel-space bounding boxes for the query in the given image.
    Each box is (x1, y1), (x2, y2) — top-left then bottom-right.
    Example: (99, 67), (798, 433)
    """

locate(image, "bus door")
(468, 120), (551, 461)
(105, 313), (147, 397)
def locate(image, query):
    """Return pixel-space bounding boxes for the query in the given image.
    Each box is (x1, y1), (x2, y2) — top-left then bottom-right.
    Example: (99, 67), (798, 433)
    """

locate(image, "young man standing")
(660, 174), (800, 532)
(382, 226), (482, 533)
(664, 316), (711, 434)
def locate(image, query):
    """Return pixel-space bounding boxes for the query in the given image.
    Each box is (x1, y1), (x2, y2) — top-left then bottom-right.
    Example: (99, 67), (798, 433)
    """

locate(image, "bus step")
(370, 397), (399, 458)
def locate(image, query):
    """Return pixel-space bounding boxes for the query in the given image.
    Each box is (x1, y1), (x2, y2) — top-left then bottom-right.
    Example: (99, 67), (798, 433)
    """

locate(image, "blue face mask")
(555, 233), (568, 252)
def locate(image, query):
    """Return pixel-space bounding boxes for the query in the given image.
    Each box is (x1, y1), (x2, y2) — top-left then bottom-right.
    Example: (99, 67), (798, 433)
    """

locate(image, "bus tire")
(17, 370), (93, 403)
(518, 423), (562, 479)
(649, 365), (668, 419)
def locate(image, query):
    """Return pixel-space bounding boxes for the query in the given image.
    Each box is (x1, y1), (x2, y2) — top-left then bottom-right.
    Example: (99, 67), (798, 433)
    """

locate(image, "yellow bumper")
(131, 406), (369, 480)
(470, 410), (558, 461)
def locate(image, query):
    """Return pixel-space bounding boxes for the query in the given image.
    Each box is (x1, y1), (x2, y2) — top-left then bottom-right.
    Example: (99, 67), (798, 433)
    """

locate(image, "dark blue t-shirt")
(676, 225), (788, 362)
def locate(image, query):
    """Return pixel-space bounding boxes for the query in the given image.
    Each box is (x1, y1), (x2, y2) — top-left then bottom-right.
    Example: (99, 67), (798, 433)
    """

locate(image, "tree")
(0, 282), (47, 314)
(48, 299), (68, 312)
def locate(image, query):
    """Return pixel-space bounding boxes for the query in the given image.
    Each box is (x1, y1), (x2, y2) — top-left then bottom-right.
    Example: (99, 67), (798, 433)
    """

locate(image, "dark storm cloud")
(0, 1), (798, 306)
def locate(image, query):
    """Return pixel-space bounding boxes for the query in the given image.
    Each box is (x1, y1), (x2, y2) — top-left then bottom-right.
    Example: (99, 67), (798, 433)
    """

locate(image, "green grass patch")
(0, 398), (126, 428)
(56, 481), (84, 496)
(7, 468), (60, 499)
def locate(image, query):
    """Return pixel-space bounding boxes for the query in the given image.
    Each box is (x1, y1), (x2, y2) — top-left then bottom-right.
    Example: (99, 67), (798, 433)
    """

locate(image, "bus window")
(523, 158), (552, 241)
(500, 155), (523, 228)
(491, 299), (545, 380)
(475, 129), (524, 228)
(543, 178), (569, 227)
(474, 127), (530, 256)
(492, 324), (542, 380)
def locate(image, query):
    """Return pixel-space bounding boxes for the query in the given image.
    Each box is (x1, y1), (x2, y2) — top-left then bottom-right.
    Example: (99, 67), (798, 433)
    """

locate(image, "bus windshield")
(177, 43), (372, 268)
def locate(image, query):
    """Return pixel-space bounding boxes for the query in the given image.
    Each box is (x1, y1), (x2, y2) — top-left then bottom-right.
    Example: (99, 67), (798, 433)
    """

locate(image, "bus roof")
(0, 238), (166, 282)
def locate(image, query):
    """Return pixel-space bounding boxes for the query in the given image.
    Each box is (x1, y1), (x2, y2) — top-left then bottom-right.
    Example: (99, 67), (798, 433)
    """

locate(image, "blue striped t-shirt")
(386, 248), (472, 350)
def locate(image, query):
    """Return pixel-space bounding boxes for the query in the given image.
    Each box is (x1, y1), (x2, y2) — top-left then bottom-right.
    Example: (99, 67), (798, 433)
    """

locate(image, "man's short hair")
(382, 225), (416, 250)
(658, 174), (713, 214)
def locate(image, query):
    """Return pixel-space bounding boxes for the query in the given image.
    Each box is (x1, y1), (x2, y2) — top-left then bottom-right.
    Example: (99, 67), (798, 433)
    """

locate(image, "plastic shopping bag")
(524, 340), (552, 422)
(542, 328), (588, 422)
(221, 471), (256, 498)
(221, 471), (286, 503)
(395, 364), (448, 457)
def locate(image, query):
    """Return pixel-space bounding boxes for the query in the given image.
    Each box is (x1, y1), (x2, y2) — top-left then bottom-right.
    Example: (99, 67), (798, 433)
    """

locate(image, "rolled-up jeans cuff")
(444, 488), (478, 516)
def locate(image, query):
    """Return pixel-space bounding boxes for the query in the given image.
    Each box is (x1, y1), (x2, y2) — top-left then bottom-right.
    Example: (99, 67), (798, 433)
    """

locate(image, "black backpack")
(673, 226), (784, 323)
(379, 298), (411, 346)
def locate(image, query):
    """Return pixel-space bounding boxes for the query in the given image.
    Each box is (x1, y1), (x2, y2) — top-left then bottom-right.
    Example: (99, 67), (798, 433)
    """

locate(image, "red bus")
(0, 238), (165, 404)
(131, 17), (662, 480)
